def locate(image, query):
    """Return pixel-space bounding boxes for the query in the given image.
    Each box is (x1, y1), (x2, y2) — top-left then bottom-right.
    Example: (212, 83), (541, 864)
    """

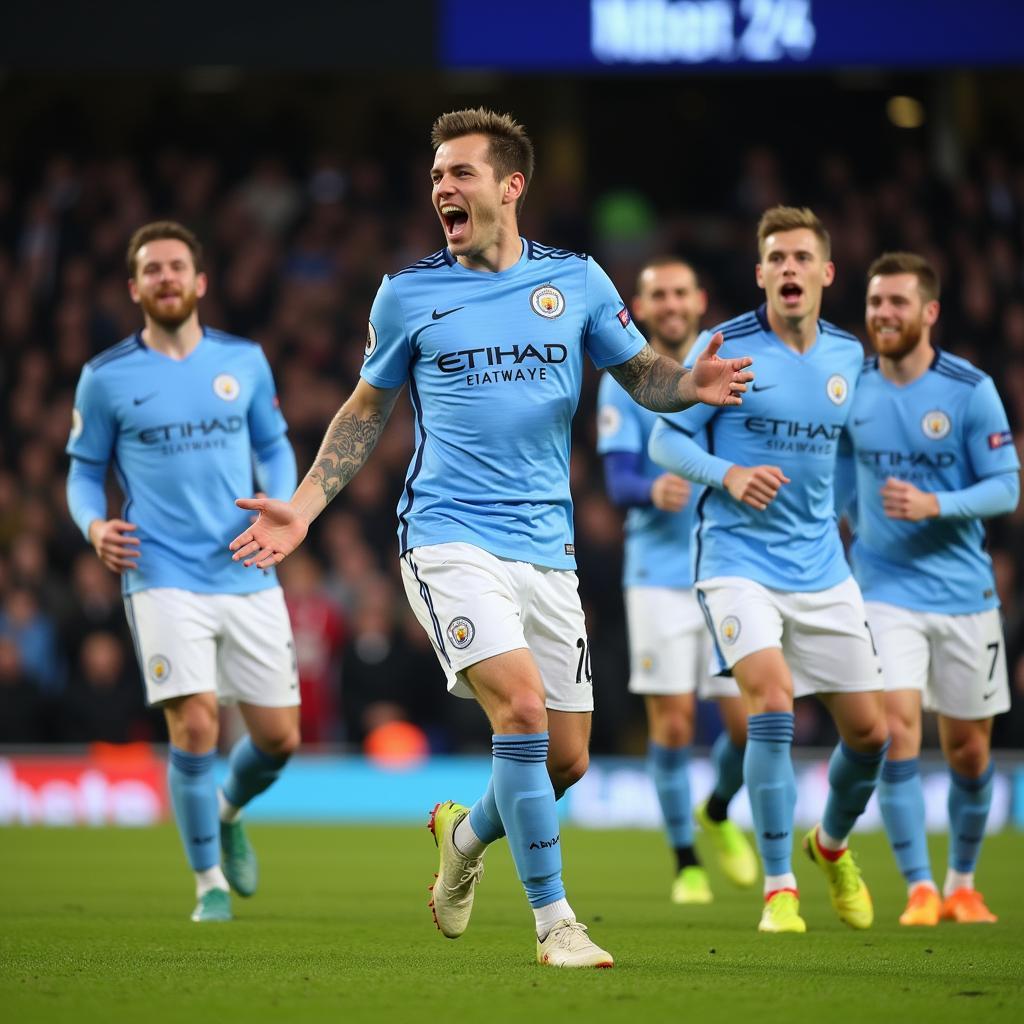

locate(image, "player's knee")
(885, 713), (918, 757)
(258, 728), (300, 759)
(947, 737), (990, 779)
(653, 717), (692, 747)
(846, 718), (889, 754)
(752, 683), (792, 714)
(175, 718), (218, 752)
(498, 689), (548, 735)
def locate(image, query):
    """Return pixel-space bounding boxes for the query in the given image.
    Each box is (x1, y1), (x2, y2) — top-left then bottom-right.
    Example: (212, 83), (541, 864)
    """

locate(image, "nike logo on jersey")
(853, 417), (871, 426)
(133, 393), (157, 405)
(432, 306), (464, 320)
(983, 689), (997, 701)
(751, 383), (777, 392)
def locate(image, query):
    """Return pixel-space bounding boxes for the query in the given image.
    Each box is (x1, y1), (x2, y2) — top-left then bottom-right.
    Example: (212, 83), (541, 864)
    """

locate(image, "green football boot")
(221, 818), (259, 898)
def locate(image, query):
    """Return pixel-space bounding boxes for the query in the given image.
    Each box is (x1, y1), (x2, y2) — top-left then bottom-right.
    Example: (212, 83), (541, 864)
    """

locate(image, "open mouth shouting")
(779, 282), (804, 308)
(440, 203), (469, 244)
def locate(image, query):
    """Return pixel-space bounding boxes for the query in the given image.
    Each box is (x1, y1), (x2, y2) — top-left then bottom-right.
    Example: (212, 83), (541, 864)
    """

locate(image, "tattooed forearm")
(608, 345), (690, 412)
(308, 405), (389, 504)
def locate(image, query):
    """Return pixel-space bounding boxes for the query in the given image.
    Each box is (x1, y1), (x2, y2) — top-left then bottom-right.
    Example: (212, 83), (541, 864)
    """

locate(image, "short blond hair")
(757, 206), (831, 260)
(431, 107), (535, 214)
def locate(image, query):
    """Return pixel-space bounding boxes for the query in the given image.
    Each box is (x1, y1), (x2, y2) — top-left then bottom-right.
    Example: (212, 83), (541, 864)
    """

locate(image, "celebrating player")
(839, 252), (1019, 925)
(649, 207), (889, 934)
(229, 108), (752, 967)
(66, 222), (301, 922)
(596, 257), (756, 904)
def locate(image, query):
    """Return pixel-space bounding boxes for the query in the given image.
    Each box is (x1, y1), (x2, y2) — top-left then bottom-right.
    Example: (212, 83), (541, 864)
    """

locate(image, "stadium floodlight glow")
(886, 95), (926, 129)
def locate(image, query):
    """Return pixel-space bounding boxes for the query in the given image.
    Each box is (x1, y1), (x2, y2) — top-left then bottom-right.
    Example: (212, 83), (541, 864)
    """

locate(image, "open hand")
(230, 497), (309, 569)
(690, 332), (754, 406)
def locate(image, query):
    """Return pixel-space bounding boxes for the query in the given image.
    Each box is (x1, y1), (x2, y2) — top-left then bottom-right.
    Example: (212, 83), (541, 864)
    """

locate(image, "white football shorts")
(865, 601), (1010, 719)
(625, 585), (740, 699)
(124, 586), (299, 708)
(400, 542), (593, 713)
(695, 574), (883, 697)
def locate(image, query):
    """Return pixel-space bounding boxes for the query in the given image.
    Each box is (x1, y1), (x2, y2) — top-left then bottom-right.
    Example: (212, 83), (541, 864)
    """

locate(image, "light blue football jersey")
(67, 328), (289, 596)
(596, 337), (709, 588)
(658, 306), (863, 591)
(361, 240), (647, 569)
(845, 350), (1020, 613)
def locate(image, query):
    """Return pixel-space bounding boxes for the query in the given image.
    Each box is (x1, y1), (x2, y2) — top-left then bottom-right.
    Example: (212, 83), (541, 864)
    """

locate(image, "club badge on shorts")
(447, 617), (475, 649)
(720, 616), (741, 645)
(148, 655), (172, 684)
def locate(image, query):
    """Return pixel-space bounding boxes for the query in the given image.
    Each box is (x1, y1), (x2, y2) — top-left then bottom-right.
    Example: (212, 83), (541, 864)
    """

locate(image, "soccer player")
(596, 257), (756, 903)
(839, 252), (1019, 925)
(228, 108), (752, 967)
(648, 206), (889, 934)
(66, 221), (300, 923)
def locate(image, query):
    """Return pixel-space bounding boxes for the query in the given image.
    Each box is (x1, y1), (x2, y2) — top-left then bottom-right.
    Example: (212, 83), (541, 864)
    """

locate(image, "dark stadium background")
(2, 1), (1023, 760)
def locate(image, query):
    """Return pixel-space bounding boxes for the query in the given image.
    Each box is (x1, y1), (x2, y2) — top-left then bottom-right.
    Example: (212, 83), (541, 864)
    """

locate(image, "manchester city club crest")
(213, 373), (240, 401)
(530, 285), (565, 319)
(447, 617), (476, 649)
(720, 616), (741, 646)
(921, 409), (951, 440)
(365, 321), (378, 357)
(826, 374), (848, 405)
(148, 654), (171, 684)
(597, 404), (622, 440)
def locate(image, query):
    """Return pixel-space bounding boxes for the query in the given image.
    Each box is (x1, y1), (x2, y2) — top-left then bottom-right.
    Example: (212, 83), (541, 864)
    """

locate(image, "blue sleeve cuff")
(602, 451), (653, 508)
(252, 435), (298, 500)
(934, 472), (1020, 520)
(648, 419), (732, 489)
(66, 457), (108, 541)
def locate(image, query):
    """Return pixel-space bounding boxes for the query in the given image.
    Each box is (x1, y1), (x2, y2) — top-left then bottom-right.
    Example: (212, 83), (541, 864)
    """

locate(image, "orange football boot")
(940, 888), (998, 923)
(898, 883), (940, 926)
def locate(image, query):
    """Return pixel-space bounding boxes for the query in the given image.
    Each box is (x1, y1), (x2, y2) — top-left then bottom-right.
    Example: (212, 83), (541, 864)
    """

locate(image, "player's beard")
(140, 287), (199, 330)
(870, 315), (922, 361)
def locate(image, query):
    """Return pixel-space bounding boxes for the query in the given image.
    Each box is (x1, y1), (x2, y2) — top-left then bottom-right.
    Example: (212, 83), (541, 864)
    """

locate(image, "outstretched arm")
(230, 379), (403, 568)
(607, 333), (753, 412)
(649, 419), (789, 511)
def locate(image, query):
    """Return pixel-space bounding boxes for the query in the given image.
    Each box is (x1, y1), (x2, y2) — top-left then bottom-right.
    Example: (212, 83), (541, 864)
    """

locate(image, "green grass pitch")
(1, 825), (1022, 1023)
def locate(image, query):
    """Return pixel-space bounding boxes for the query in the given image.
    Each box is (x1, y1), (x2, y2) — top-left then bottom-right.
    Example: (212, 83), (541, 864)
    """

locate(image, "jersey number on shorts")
(575, 637), (593, 685)
(986, 641), (1000, 681)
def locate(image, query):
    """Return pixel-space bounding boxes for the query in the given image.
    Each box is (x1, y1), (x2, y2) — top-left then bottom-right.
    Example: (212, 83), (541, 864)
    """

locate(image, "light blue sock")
(744, 713), (796, 876)
(648, 741), (693, 847)
(948, 762), (995, 873)
(491, 733), (565, 908)
(468, 778), (506, 844)
(222, 735), (289, 810)
(822, 739), (888, 844)
(168, 746), (219, 871)
(879, 758), (933, 884)
(710, 731), (745, 806)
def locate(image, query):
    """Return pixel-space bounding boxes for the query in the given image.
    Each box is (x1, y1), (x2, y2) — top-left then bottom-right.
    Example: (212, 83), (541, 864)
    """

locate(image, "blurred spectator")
(278, 550), (347, 745)
(0, 588), (63, 696)
(59, 631), (152, 744)
(0, 636), (42, 743)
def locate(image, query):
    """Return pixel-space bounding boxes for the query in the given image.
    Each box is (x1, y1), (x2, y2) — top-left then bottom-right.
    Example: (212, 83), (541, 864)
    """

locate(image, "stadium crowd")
(2, 118), (1024, 755)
